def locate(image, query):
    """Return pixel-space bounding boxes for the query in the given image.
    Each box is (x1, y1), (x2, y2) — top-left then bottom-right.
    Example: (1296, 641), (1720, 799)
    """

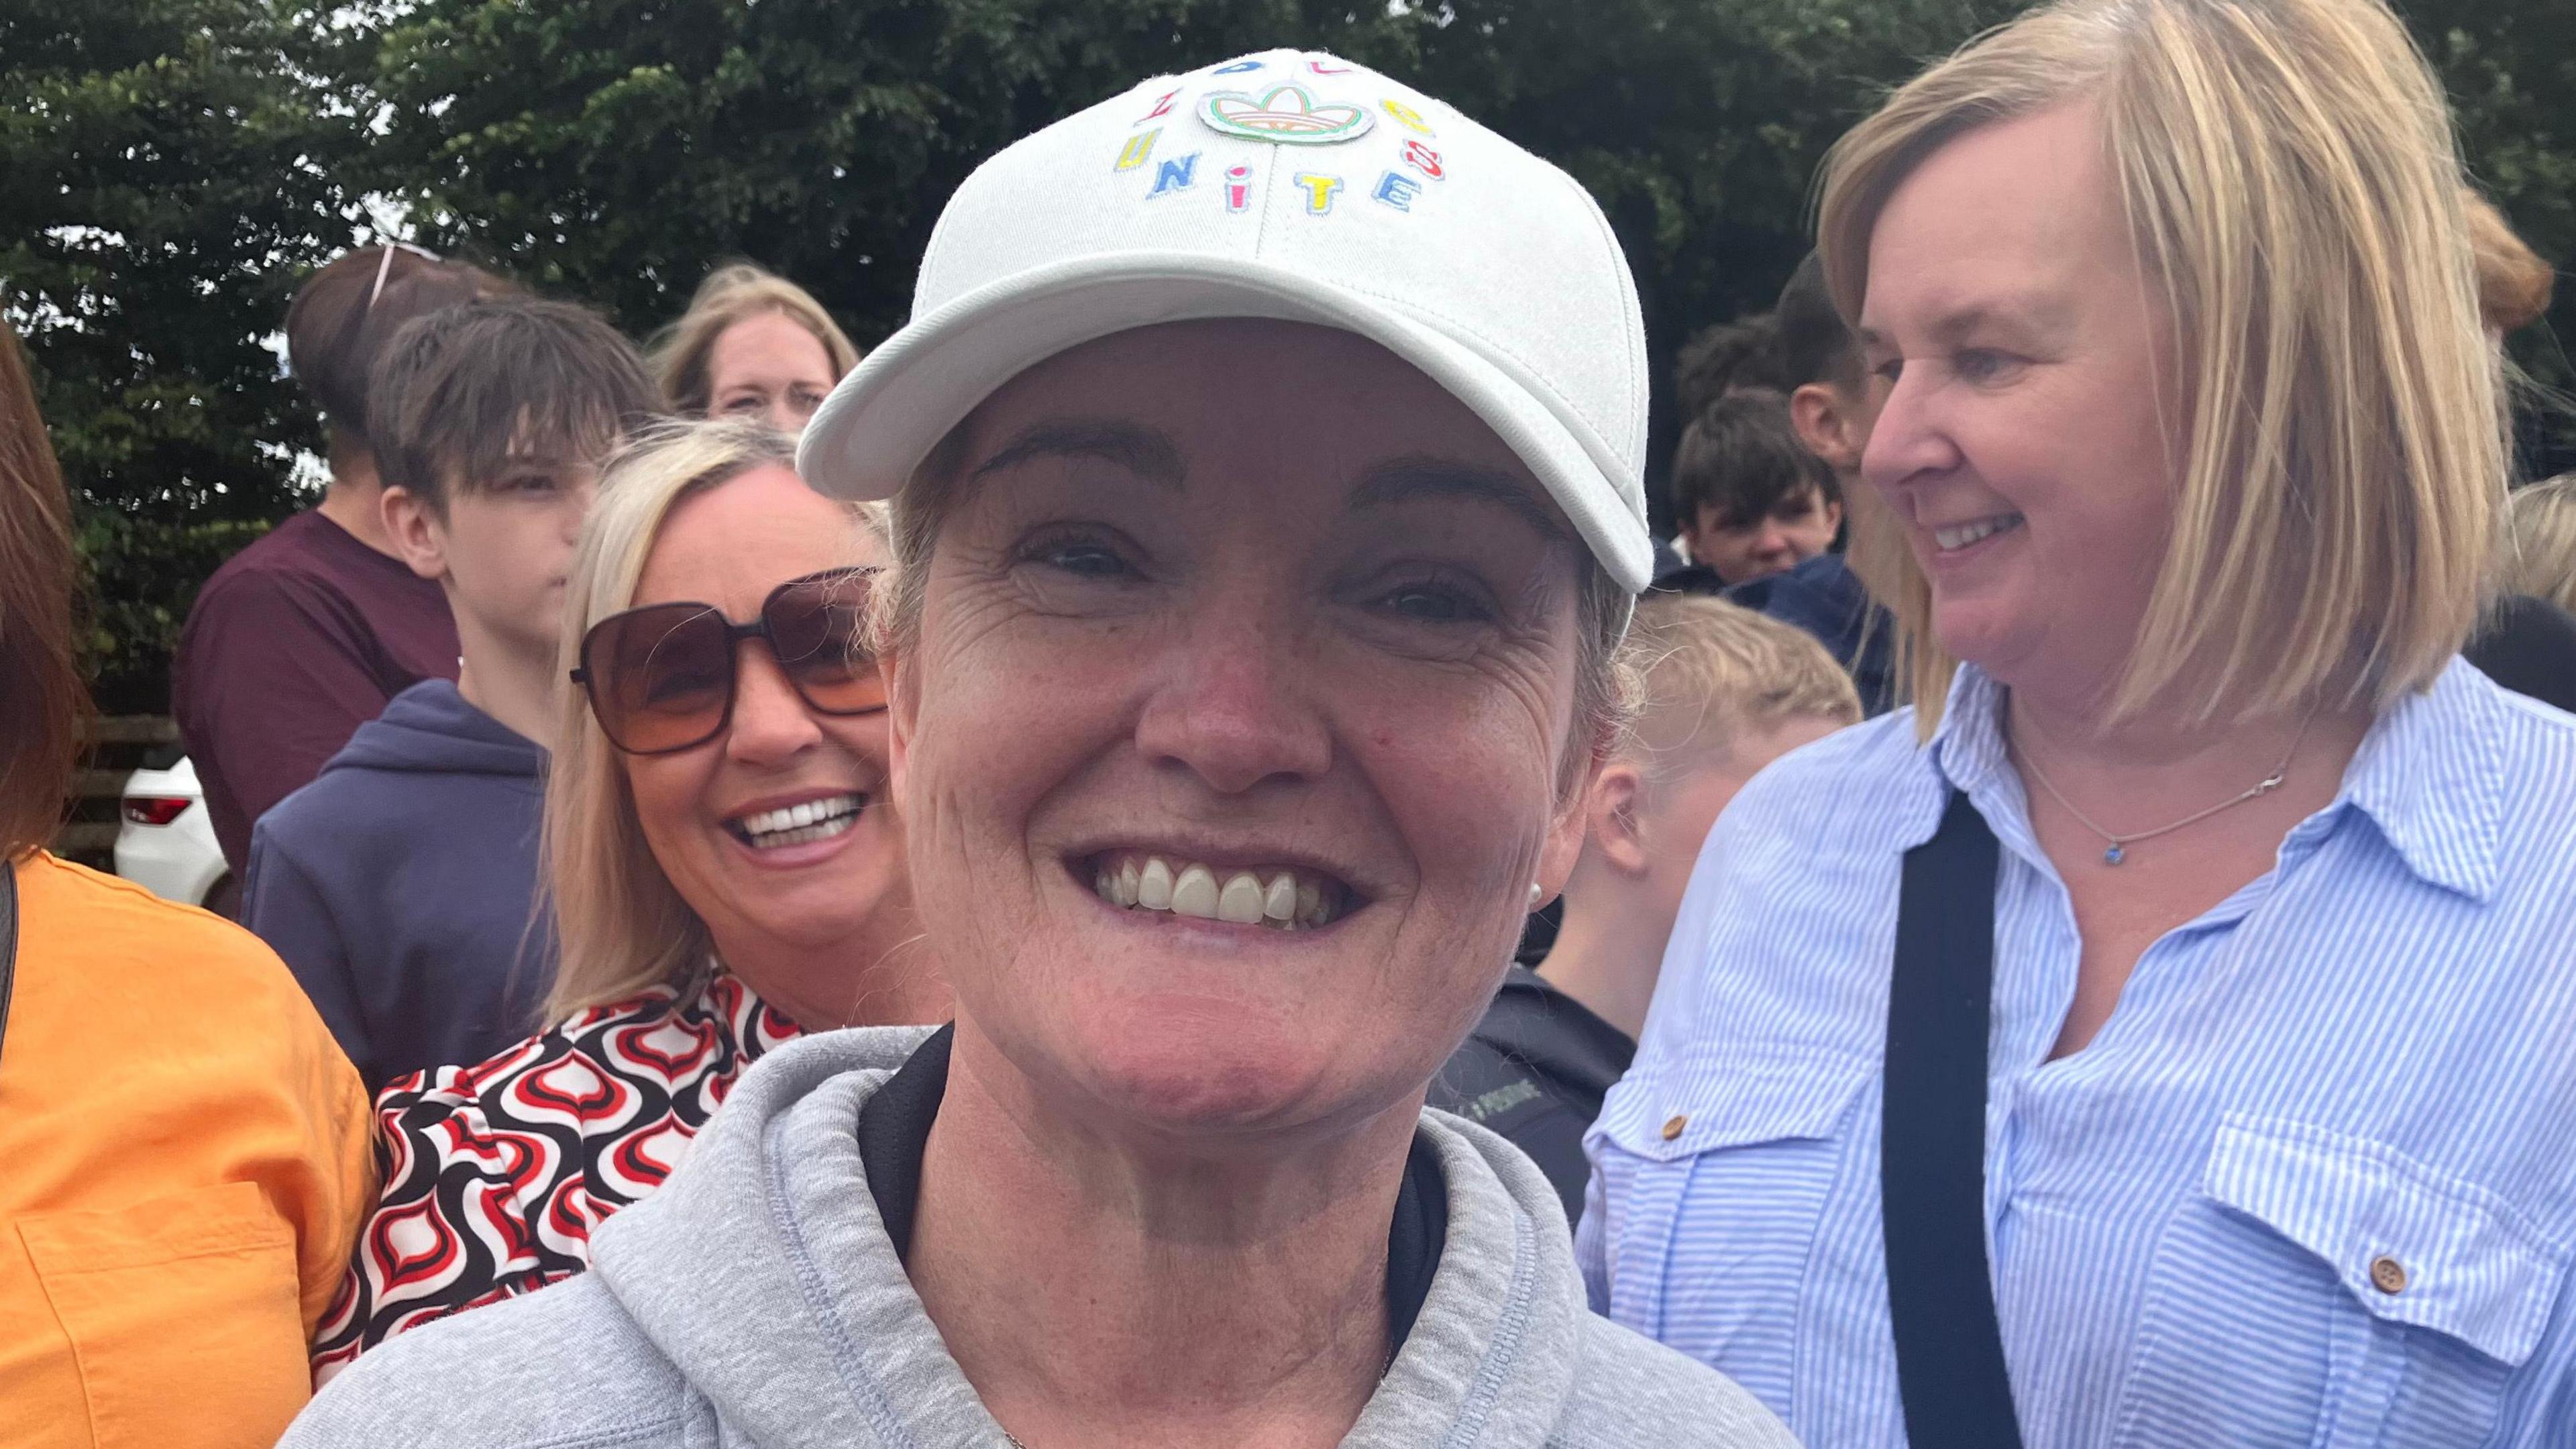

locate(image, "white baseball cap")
(798, 48), (1654, 592)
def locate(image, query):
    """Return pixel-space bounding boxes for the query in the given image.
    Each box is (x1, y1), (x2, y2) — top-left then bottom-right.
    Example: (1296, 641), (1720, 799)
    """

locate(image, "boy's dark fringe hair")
(1668, 386), (1841, 530)
(369, 296), (664, 512)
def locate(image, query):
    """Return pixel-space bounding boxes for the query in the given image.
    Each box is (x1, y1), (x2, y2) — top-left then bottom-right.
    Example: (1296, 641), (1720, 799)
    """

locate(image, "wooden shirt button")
(1660, 1114), (1688, 1141)
(2369, 1255), (2408, 1295)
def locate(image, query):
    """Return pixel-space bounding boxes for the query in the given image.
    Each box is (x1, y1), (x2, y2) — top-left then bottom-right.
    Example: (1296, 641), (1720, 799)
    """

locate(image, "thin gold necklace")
(2014, 708), (2316, 866)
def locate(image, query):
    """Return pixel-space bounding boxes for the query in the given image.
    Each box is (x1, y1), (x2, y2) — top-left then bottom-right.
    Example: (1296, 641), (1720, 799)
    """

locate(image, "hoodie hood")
(284, 1026), (1792, 1449)
(244, 674), (553, 1093)
(324, 678), (543, 779)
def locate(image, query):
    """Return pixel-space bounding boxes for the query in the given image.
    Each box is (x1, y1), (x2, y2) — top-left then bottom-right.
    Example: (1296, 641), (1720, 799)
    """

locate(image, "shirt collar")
(2331, 657), (2508, 902)
(1921, 658), (2508, 902)
(1925, 664), (2013, 802)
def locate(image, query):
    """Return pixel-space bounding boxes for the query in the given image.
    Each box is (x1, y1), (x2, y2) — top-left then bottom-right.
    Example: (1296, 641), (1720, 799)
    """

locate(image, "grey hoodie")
(284, 1027), (1794, 1449)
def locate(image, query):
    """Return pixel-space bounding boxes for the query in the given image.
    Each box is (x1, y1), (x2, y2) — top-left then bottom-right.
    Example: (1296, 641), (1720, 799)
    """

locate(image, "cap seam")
(1251, 142), (1284, 259)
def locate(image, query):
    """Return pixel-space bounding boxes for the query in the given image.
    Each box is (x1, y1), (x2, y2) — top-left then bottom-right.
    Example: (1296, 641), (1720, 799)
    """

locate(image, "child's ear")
(1588, 762), (1650, 875)
(1790, 382), (1864, 475)
(380, 486), (450, 584)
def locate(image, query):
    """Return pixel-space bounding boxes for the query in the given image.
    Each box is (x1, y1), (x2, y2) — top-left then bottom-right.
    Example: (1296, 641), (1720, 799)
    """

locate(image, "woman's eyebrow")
(1350, 457), (1572, 545)
(969, 418), (1186, 488)
(1860, 294), (2077, 350)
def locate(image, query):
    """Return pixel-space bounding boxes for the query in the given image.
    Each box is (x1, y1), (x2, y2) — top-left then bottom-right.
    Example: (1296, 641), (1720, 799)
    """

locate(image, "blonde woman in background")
(651, 264), (859, 435)
(2507, 475), (2576, 614)
(2458, 197), (2576, 713)
(312, 419), (943, 1375)
(2442, 193), (2576, 716)
(1587, 0), (2576, 1444)
(2476, 466), (2576, 712)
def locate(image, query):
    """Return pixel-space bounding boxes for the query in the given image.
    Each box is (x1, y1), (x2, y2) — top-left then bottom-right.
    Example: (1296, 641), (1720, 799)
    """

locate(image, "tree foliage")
(2, 0), (366, 708)
(7, 0), (2572, 708)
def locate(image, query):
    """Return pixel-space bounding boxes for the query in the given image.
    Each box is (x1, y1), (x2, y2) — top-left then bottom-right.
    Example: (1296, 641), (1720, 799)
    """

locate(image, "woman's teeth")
(1092, 853), (1342, 929)
(1933, 513), (2025, 551)
(730, 794), (865, 849)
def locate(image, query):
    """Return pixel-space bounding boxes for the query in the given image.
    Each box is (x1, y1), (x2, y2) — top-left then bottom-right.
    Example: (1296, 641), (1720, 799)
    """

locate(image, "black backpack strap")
(1881, 791), (2022, 1448)
(0, 857), (17, 1069)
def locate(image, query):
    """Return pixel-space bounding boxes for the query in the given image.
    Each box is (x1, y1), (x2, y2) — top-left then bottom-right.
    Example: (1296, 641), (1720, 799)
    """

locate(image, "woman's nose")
(724, 645), (825, 765)
(1130, 604), (1331, 797)
(1860, 371), (1959, 496)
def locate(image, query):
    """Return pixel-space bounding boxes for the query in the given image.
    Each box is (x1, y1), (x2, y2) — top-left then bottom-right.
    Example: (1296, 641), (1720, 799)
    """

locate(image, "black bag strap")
(0, 857), (17, 1069)
(1881, 791), (2022, 1449)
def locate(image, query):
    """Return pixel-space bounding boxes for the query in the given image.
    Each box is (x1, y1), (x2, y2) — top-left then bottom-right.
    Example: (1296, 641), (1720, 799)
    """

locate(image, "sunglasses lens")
(766, 570), (885, 715)
(586, 605), (733, 753)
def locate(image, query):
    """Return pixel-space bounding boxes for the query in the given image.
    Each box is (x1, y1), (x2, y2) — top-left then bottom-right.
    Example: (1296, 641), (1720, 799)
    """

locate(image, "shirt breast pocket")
(16, 1180), (313, 1449)
(2113, 1116), (2567, 1449)
(1593, 1050), (1873, 1409)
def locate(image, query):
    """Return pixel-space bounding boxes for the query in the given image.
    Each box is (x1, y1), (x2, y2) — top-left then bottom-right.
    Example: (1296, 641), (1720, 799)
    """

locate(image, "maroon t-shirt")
(172, 508), (460, 873)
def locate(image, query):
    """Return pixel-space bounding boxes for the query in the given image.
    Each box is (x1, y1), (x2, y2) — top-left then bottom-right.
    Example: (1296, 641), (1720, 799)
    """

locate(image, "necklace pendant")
(2104, 843), (2127, 865)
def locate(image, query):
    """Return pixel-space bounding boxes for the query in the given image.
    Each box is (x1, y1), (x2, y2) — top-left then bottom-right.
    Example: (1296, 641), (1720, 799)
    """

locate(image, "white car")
(115, 754), (232, 914)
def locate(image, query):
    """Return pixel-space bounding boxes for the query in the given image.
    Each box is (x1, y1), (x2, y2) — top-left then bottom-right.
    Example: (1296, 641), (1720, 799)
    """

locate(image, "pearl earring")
(1528, 882), (1544, 907)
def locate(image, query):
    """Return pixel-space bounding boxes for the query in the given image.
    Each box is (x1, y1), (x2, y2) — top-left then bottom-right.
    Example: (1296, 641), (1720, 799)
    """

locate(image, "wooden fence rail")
(56, 715), (180, 863)
(88, 716), (181, 746)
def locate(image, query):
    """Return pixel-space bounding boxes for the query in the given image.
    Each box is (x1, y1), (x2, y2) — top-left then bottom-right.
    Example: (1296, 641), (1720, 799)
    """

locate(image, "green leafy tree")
(349, 1), (1433, 343)
(1396, 0), (2027, 522)
(1, 0), (367, 710)
(347, 0), (2576, 513)
(12, 0), (2575, 706)
(347, 0), (2017, 530)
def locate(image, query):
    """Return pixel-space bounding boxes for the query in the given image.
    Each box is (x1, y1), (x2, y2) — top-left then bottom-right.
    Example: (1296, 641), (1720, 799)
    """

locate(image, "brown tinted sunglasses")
(571, 566), (885, 755)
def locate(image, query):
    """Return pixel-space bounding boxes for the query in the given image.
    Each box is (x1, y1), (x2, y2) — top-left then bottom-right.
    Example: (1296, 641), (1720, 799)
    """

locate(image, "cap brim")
(797, 253), (1652, 593)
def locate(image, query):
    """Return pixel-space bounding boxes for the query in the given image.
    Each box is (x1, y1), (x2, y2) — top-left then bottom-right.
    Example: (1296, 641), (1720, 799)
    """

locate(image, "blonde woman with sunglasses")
(311, 419), (946, 1377)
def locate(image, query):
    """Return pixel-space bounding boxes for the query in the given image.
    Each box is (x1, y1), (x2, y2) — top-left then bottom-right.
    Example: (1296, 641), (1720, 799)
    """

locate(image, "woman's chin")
(1044, 1003), (1405, 1144)
(717, 871), (910, 954)
(1931, 597), (2044, 680)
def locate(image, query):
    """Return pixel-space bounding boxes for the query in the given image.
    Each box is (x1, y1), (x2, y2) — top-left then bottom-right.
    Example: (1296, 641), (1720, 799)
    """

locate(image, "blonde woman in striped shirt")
(1586, 1), (2576, 1444)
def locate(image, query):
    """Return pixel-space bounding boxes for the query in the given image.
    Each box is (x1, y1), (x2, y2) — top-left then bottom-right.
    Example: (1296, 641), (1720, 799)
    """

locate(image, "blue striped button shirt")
(1580, 659), (2576, 1447)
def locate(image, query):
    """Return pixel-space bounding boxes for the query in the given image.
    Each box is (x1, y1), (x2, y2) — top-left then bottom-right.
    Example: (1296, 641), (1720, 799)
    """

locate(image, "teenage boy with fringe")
(244, 298), (660, 1093)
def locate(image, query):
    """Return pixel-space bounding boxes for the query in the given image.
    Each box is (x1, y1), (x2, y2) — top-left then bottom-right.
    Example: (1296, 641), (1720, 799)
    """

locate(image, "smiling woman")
(309, 419), (948, 1377)
(1587, 2), (2576, 1445)
(286, 49), (1792, 1449)
(885, 321), (1608, 1147)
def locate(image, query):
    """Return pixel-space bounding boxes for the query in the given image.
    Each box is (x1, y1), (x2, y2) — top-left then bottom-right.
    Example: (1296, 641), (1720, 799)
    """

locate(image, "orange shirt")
(0, 853), (374, 1449)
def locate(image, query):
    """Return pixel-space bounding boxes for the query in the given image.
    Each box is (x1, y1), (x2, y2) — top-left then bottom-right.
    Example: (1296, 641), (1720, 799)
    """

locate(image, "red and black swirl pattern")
(311, 971), (801, 1374)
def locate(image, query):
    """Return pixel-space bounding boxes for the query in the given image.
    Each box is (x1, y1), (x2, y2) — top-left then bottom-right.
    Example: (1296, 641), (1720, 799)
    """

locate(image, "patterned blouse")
(310, 969), (801, 1373)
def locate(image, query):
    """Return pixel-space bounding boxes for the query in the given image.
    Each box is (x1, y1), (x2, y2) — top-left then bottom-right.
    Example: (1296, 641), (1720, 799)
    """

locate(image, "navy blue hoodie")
(244, 679), (553, 1093)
